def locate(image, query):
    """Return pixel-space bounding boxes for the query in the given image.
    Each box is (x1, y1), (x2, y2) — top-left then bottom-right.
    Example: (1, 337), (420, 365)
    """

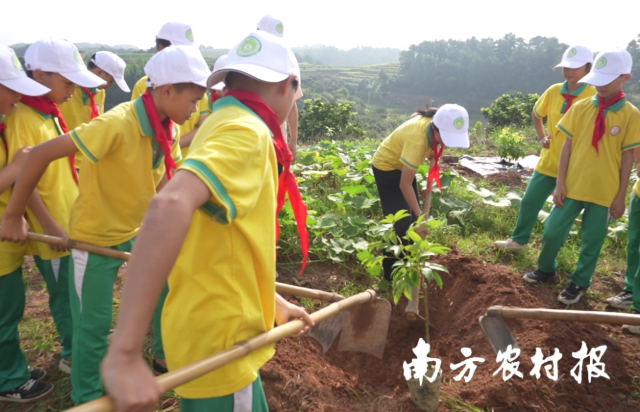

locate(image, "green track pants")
(69, 239), (168, 404)
(0, 268), (29, 392)
(180, 374), (269, 412)
(511, 171), (557, 244)
(623, 194), (640, 312)
(537, 198), (609, 288)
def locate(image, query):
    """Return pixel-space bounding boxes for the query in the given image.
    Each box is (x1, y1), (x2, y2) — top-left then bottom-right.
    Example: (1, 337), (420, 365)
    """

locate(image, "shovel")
(479, 305), (640, 354)
(64, 290), (383, 412)
(26, 232), (391, 358)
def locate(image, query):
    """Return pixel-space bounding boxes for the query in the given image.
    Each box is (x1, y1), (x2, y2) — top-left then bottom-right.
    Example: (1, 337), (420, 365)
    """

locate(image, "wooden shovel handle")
(488, 306), (640, 326)
(63, 290), (377, 412)
(26, 232), (344, 302)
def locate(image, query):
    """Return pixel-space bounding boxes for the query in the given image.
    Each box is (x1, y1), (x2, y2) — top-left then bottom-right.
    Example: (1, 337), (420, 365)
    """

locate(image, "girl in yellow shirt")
(495, 45), (595, 252)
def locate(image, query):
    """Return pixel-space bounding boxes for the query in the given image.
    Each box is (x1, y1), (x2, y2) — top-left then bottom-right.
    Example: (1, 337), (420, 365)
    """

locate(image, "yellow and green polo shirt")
(557, 95), (640, 208)
(371, 115), (434, 171)
(162, 96), (277, 398)
(2, 103), (78, 260)
(533, 82), (596, 177)
(68, 98), (181, 246)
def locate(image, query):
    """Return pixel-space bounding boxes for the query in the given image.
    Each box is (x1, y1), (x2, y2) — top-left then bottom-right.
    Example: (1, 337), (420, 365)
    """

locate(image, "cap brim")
(440, 131), (469, 149)
(211, 81), (225, 91)
(0, 77), (50, 96)
(61, 70), (107, 88)
(114, 76), (130, 93)
(555, 60), (589, 69)
(578, 71), (619, 87)
(207, 65), (292, 88)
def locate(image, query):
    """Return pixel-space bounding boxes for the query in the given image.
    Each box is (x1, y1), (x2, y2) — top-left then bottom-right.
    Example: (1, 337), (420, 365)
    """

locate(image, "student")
(100, 31), (314, 412)
(130, 22), (208, 163)
(257, 14), (303, 159)
(0, 38), (105, 377)
(495, 46), (595, 252)
(60, 51), (130, 170)
(0, 45), (201, 404)
(524, 49), (640, 305)
(0, 45), (56, 403)
(371, 104), (470, 318)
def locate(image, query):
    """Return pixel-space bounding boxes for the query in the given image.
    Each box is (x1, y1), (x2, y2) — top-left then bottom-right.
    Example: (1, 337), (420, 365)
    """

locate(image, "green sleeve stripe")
(533, 106), (544, 119)
(199, 110), (209, 116)
(70, 130), (98, 163)
(622, 142), (640, 151)
(200, 200), (229, 224)
(400, 157), (419, 170)
(181, 159), (236, 222)
(556, 124), (573, 138)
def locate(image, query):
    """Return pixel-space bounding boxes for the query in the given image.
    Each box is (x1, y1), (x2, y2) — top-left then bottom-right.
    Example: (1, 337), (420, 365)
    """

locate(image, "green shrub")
(481, 92), (539, 130)
(490, 127), (527, 163)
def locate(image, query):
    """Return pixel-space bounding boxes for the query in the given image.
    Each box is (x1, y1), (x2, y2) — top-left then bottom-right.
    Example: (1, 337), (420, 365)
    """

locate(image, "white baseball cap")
(210, 54), (227, 90)
(579, 49), (633, 87)
(433, 104), (470, 148)
(145, 45), (210, 89)
(257, 14), (284, 38)
(207, 31), (299, 87)
(91, 51), (129, 92)
(157, 22), (195, 46)
(0, 45), (50, 96)
(24, 38), (106, 88)
(555, 45), (594, 69)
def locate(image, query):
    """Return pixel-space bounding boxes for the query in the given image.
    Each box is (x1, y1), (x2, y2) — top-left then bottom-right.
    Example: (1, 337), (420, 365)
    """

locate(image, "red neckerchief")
(224, 90), (308, 274)
(208, 91), (219, 112)
(141, 91), (176, 179)
(561, 93), (577, 114)
(80, 87), (100, 119)
(426, 122), (444, 191)
(593, 91), (625, 154)
(20, 96), (78, 184)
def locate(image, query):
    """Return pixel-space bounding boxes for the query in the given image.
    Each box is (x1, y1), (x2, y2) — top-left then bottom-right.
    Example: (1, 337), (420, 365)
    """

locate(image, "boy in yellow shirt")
(1, 38), (105, 376)
(60, 51), (130, 170)
(0, 44), (57, 403)
(130, 22), (209, 162)
(525, 49), (640, 305)
(101, 31), (313, 412)
(1, 45), (207, 404)
(495, 45), (596, 252)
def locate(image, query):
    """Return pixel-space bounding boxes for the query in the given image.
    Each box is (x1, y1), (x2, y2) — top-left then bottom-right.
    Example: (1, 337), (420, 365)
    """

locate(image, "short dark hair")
(172, 82), (205, 93)
(156, 39), (172, 50)
(87, 54), (97, 70)
(415, 105), (438, 118)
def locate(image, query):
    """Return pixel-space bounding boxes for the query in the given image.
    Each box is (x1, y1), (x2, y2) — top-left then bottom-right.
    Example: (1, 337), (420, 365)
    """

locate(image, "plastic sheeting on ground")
(457, 155), (540, 177)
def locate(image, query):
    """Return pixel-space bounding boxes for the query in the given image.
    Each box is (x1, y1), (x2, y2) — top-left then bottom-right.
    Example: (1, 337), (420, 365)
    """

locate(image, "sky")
(2, 0), (639, 52)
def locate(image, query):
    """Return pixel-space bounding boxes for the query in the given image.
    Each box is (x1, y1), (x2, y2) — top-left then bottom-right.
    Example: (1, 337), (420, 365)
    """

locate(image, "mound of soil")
(266, 251), (640, 411)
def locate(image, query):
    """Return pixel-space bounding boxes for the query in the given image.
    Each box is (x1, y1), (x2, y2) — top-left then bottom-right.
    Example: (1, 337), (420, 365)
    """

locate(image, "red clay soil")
(266, 251), (640, 412)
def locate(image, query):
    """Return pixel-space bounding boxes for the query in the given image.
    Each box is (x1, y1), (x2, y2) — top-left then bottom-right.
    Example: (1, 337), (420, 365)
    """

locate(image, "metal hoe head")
(338, 298), (392, 359)
(308, 311), (346, 353)
(478, 314), (519, 355)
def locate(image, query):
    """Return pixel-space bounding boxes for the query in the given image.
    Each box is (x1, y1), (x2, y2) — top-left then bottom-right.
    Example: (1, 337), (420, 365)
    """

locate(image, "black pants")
(278, 162), (283, 177)
(372, 165), (419, 281)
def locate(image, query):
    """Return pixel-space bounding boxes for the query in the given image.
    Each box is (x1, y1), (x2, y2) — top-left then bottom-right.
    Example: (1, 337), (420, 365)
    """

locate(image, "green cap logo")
(186, 29), (194, 43)
(596, 57), (607, 70)
(11, 55), (23, 71)
(567, 48), (577, 58)
(276, 23), (284, 34)
(74, 50), (84, 65)
(237, 36), (262, 57)
(454, 117), (464, 130)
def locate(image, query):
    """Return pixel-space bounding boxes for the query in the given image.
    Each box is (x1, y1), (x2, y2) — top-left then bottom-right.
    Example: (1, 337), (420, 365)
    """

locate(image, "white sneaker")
(494, 239), (525, 252)
(622, 310), (640, 335)
(58, 359), (71, 375)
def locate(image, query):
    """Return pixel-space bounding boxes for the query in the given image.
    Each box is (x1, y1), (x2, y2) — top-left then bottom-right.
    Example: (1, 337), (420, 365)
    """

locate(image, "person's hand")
(42, 222), (69, 251)
(553, 183), (566, 208)
(101, 351), (163, 412)
(416, 224), (429, 239)
(9, 146), (32, 171)
(289, 145), (297, 161)
(0, 213), (29, 245)
(539, 136), (551, 149)
(610, 195), (626, 219)
(275, 300), (315, 337)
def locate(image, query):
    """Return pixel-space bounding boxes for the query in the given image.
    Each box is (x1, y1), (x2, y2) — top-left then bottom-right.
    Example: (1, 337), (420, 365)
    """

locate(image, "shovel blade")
(308, 311), (346, 353)
(479, 315), (520, 355)
(338, 298), (391, 359)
